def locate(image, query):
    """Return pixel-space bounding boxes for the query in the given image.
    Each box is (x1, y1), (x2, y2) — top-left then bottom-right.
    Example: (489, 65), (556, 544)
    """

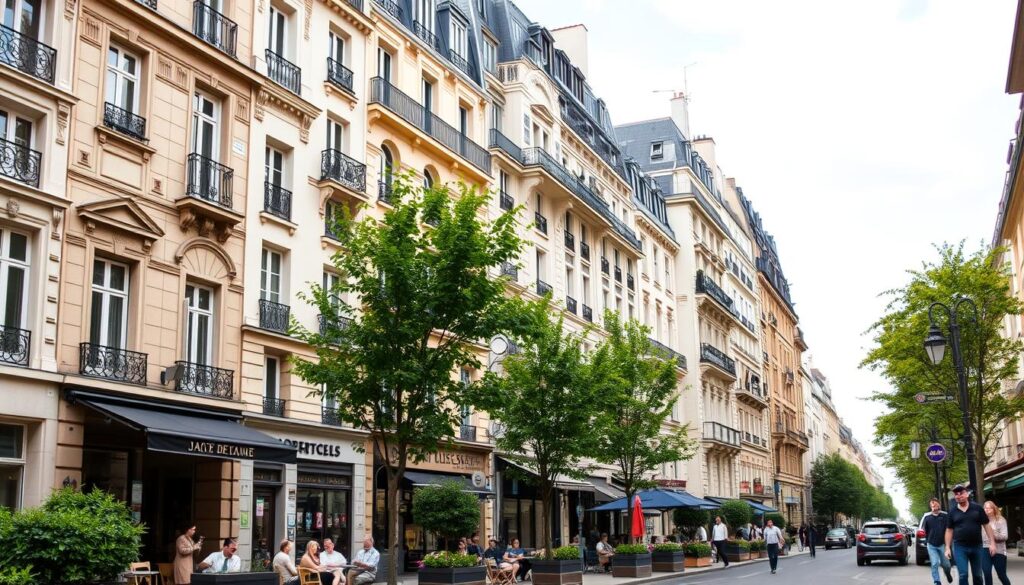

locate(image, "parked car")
(856, 521), (909, 566)
(825, 528), (851, 549)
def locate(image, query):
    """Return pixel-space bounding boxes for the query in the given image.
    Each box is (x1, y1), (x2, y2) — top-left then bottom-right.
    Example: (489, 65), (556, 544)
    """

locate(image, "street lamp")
(924, 299), (980, 500)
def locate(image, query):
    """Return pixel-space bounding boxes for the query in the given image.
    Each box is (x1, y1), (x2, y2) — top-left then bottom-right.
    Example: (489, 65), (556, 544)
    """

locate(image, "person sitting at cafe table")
(197, 538), (241, 574)
(320, 539), (347, 585)
(595, 534), (614, 573)
(347, 536), (380, 585)
(299, 540), (326, 584)
(484, 539), (516, 577)
(504, 538), (529, 581)
(273, 540), (299, 585)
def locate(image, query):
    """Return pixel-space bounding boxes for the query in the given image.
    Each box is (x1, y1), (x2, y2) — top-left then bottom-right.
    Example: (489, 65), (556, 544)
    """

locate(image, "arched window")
(423, 168), (434, 190)
(379, 145), (394, 186)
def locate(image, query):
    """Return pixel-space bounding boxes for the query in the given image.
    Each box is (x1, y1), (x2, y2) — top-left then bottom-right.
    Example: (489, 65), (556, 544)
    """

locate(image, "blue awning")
(588, 488), (718, 511)
(744, 500), (778, 514)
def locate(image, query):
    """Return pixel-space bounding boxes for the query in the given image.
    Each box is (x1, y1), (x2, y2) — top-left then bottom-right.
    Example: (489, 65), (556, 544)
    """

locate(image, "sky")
(512, 0), (1022, 518)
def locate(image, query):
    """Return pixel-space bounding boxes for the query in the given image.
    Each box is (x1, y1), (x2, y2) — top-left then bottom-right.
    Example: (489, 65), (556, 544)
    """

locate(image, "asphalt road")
(657, 547), (1024, 585)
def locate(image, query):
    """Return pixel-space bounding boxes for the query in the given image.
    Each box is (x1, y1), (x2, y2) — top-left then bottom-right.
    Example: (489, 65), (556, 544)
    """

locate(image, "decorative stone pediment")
(77, 197), (164, 252)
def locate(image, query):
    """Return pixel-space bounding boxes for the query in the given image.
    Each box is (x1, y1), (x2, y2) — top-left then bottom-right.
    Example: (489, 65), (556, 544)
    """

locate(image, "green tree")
(292, 175), (527, 585)
(718, 500), (752, 535)
(592, 312), (695, 543)
(475, 303), (603, 559)
(412, 481), (480, 550)
(811, 453), (866, 524)
(863, 243), (1024, 505)
(673, 507), (710, 538)
(763, 512), (786, 531)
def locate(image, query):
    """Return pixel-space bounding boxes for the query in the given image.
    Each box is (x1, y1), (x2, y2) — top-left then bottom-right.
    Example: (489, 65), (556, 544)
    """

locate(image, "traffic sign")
(926, 443), (947, 463)
(914, 393), (926, 404)
(914, 393), (955, 404)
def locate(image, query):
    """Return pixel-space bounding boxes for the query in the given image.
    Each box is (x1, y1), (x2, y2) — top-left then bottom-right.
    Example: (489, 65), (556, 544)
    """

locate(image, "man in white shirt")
(696, 525), (707, 542)
(198, 538), (242, 574)
(763, 519), (785, 574)
(711, 516), (729, 568)
(349, 536), (380, 585)
(321, 538), (348, 585)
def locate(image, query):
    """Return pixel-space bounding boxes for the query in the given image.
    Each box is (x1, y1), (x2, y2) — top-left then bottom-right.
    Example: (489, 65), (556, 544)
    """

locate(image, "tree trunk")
(387, 463), (404, 585)
(540, 480), (553, 558)
(624, 489), (634, 545)
(973, 455), (988, 505)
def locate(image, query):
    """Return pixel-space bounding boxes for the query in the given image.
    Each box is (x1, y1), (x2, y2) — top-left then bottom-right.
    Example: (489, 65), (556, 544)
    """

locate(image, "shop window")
(0, 423), (23, 509)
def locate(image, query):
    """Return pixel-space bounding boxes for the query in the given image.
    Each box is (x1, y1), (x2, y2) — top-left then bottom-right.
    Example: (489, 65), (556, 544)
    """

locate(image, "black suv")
(856, 521), (909, 566)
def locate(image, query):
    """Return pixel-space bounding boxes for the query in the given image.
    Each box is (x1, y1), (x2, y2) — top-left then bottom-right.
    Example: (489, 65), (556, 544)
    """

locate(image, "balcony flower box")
(683, 542), (711, 568)
(651, 544), (684, 573)
(611, 545), (650, 578)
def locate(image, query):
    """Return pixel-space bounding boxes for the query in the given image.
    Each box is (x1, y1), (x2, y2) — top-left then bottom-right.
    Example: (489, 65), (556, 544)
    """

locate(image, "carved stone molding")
(304, 0), (312, 40)
(56, 102), (71, 145)
(5, 199), (19, 218)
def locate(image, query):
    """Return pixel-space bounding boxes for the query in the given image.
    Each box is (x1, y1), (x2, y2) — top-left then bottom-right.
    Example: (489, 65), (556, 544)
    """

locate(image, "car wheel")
(857, 559), (865, 567)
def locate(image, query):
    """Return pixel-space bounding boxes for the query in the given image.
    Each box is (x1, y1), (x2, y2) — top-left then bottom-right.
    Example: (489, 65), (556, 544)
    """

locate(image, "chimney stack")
(670, 91), (690, 138)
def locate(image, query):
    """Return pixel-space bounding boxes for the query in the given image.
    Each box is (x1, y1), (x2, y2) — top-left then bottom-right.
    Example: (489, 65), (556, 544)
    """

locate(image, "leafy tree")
(763, 512), (786, 531)
(412, 481), (480, 550)
(717, 500), (752, 535)
(591, 312), (695, 543)
(293, 175), (527, 585)
(673, 507), (710, 538)
(863, 243), (1024, 504)
(475, 303), (603, 559)
(811, 453), (866, 524)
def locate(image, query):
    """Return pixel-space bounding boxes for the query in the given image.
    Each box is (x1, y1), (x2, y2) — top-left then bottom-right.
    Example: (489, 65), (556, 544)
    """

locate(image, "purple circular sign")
(926, 443), (947, 463)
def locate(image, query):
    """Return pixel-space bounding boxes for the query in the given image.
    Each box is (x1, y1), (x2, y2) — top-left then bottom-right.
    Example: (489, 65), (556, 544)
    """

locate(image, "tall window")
(490, 103), (503, 132)
(260, 248), (282, 304)
(0, 110), (32, 152)
(377, 47), (392, 81)
(413, 0), (435, 32)
(459, 106), (468, 135)
(323, 271), (342, 315)
(265, 147), (284, 186)
(379, 145), (394, 188)
(449, 20), (467, 58)
(423, 168), (434, 190)
(329, 31), (344, 64)
(0, 229), (28, 332)
(422, 78), (433, 112)
(105, 46), (139, 114)
(499, 170), (508, 195)
(483, 37), (497, 73)
(0, 423), (23, 509)
(191, 92), (219, 161)
(267, 5), (287, 56)
(2, 0), (41, 40)
(264, 356), (279, 399)
(89, 259), (129, 349)
(326, 118), (344, 152)
(522, 114), (531, 145)
(185, 284), (214, 365)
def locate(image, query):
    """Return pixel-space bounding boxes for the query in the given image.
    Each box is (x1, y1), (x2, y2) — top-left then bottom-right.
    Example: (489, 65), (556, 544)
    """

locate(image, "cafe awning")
(404, 470), (493, 496)
(589, 488), (718, 511)
(66, 389), (297, 463)
(586, 476), (626, 502)
(744, 500), (778, 514)
(497, 457), (594, 491)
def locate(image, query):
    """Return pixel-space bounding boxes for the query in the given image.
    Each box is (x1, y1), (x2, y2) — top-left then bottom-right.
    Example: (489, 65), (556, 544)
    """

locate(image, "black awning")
(404, 470), (493, 496)
(67, 390), (297, 464)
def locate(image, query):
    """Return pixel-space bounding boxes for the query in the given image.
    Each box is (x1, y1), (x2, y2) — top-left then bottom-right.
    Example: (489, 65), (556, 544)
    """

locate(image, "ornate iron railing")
(580, 241), (590, 261)
(321, 149), (366, 193)
(566, 296), (577, 315)
(266, 50), (301, 95)
(489, 128), (522, 163)
(700, 343), (736, 376)
(373, 0), (401, 18)
(695, 270), (737, 315)
(448, 50), (470, 75)
(499, 190), (513, 211)
(137, 0), (158, 9)
(564, 231), (575, 251)
(0, 23), (56, 84)
(627, 273), (635, 290)
(103, 102), (147, 141)
(0, 137), (41, 188)
(174, 361), (233, 398)
(79, 342), (148, 385)
(263, 397), (286, 417)
(343, 0), (363, 10)
(413, 21), (439, 49)
(536, 279), (552, 296)
(0, 325), (29, 366)
(582, 304), (593, 322)
(500, 262), (518, 281)
(259, 299), (290, 333)
(614, 266), (622, 282)
(327, 57), (354, 93)
(647, 337), (687, 370)
(534, 211), (547, 234)
(264, 181), (292, 221)
(322, 406), (343, 426)
(186, 152), (233, 209)
(459, 424), (477, 441)
(192, 1), (238, 57)
(703, 421), (741, 447)
(601, 256), (609, 274)
(378, 180), (393, 204)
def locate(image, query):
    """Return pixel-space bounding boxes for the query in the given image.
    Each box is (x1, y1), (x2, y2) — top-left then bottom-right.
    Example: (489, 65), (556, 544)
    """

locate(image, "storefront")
(494, 457), (594, 549)
(985, 456), (1024, 542)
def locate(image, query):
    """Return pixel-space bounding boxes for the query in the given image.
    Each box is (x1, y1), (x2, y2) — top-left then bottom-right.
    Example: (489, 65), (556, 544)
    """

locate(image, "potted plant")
(651, 543), (684, 573)
(749, 539), (767, 559)
(611, 544), (651, 578)
(723, 539), (751, 562)
(683, 542), (712, 568)
(531, 546), (583, 585)
(419, 552), (484, 585)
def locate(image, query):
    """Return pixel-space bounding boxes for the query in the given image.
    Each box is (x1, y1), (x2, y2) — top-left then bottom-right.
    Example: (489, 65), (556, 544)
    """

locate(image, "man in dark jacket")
(945, 485), (997, 585)
(922, 497), (953, 585)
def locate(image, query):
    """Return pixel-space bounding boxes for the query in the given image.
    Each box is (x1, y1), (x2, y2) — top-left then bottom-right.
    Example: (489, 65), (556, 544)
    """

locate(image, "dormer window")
(650, 141), (664, 160)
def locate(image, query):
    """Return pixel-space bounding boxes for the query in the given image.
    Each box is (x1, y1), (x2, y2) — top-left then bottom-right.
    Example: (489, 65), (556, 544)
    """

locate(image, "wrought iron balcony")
(703, 421), (741, 448)
(582, 304), (593, 322)
(322, 406), (343, 426)
(0, 22), (56, 84)
(369, 77), (490, 173)
(489, 128), (523, 163)
(0, 137), (41, 188)
(259, 299), (290, 333)
(264, 181), (292, 221)
(459, 424), (477, 441)
(536, 279), (552, 296)
(580, 241), (590, 261)
(614, 266), (622, 282)
(695, 270), (737, 315)
(186, 153), (233, 209)
(192, 0), (238, 57)
(318, 313), (351, 345)
(499, 190), (513, 211)
(79, 342), (148, 385)
(700, 343), (736, 376)
(263, 397), (286, 417)
(321, 149), (367, 193)
(534, 211), (547, 234)
(327, 57), (354, 94)
(378, 180), (393, 204)
(564, 231), (575, 252)
(601, 256), (609, 275)
(266, 50), (301, 95)
(373, 0), (401, 18)
(448, 50), (470, 75)
(627, 273), (635, 290)
(103, 102), (147, 141)
(500, 261), (518, 281)
(647, 337), (687, 370)
(173, 361), (233, 398)
(413, 21), (439, 49)
(0, 325), (29, 366)
(566, 296), (577, 315)
(137, 0), (157, 9)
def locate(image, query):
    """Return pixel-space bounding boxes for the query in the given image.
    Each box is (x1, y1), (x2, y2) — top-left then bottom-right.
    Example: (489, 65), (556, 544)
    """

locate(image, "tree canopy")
(811, 453), (897, 523)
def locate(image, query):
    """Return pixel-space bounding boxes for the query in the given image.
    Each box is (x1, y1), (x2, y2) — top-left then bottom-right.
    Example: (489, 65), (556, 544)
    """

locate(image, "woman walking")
(982, 500), (1011, 585)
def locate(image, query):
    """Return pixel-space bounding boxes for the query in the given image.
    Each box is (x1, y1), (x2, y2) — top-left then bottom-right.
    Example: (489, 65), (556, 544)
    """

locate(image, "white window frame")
(326, 118), (345, 152)
(2, 0), (43, 38)
(265, 146), (284, 186)
(450, 19), (467, 58)
(0, 109), (33, 150)
(650, 141), (663, 160)
(260, 248), (283, 303)
(413, 0), (435, 32)
(185, 283), (214, 365)
(105, 45), (141, 114)
(191, 91), (219, 162)
(90, 258), (130, 349)
(377, 47), (392, 81)
(0, 228), (29, 330)
(490, 103), (503, 132)
(0, 422), (25, 510)
(522, 113), (531, 145)
(483, 37), (497, 73)
(267, 5), (288, 56)
(329, 31), (345, 64)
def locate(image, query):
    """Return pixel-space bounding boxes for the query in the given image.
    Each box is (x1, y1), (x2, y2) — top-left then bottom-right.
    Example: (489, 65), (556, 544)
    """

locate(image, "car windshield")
(863, 525), (899, 536)
(827, 529), (846, 536)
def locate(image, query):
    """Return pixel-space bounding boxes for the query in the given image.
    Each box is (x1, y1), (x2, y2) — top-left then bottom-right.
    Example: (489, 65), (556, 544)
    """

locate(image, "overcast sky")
(513, 0), (1022, 517)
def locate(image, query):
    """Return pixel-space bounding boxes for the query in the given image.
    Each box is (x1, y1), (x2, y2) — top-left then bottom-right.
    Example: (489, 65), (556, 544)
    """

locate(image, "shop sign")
(284, 439), (344, 459)
(389, 447), (484, 472)
(185, 439), (255, 459)
(656, 479), (687, 488)
(297, 472), (352, 487)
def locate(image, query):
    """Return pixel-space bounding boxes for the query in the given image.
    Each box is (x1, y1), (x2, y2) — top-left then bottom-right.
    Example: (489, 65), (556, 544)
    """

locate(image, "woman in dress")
(174, 524), (204, 585)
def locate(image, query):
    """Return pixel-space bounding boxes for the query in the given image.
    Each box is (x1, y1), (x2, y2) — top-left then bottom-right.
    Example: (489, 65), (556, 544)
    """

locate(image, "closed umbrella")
(630, 495), (644, 539)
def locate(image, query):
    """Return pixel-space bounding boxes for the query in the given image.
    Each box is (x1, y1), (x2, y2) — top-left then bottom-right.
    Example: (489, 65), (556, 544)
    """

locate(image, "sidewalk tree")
(718, 500), (752, 535)
(811, 453), (864, 524)
(863, 243), (1024, 505)
(412, 481), (480, 551)
(292, 175), (527, 585)
(592, 312), (694, 543)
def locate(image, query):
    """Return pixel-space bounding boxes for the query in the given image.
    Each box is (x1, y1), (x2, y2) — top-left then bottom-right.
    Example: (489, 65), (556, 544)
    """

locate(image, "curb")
(616, 551), (811, 585)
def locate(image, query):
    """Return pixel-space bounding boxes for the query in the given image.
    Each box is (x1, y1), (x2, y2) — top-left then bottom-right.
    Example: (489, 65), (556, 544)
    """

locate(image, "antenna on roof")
(653, 63), (697, 136)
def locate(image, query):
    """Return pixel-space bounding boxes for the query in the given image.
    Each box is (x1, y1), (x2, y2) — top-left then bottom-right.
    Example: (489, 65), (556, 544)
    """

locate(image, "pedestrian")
(922, 497), (954, 585)
(696, 523), (708, 543)
(174, 524), (204, 585)
(981, 500), (1011, 585)
(798, 524), (806, 552)
(763, 519), (784, 574)
(711, 516), (730, 568)
(945, 484), (998, 585)
(808, 524), (816, 558)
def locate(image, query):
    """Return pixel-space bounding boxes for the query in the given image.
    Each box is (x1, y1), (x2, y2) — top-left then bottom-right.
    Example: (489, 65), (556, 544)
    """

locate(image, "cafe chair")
(127, 562), (154, 585)
(157, 563), (174, 585)
(298, 568), (321, 585)
(485, 559), (515, 585)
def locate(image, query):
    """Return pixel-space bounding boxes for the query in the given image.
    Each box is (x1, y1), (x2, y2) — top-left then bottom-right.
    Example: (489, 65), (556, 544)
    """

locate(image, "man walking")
(808, 524), (816, 558)
(764, 519), (784, 574)
(711, 516), (730, 568)
(923, 497), (954, 585)
(945, 485), (997, 585)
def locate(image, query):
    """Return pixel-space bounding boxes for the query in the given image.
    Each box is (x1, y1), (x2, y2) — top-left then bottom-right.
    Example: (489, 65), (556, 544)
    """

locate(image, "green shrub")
(718, 500), (752, 530)
(0, 567), (33, 585)
(728, 539), (751, 551)
(764, 513), (786, 531)
(421, 551), (480, 568)
(552, 546), (581, 560)
(614, 544), (649, 555)
(684, 542), (712, 557)
(652, 543), (682, 552)
(784, 536), (796, 545)
(748, 539), (765, 552)
(412, 481), (480, 545)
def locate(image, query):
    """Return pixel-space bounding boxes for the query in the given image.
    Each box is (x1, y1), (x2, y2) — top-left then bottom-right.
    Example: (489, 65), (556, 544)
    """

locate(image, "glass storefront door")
(295, 466), (352, 559)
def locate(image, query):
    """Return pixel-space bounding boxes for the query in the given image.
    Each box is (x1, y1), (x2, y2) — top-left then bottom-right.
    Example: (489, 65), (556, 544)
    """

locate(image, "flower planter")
(759, 551), (768, 559)
(723, 544), (751, 562)
(684, 555), (711, 568)
(651, 550), (685, 572)
(531, 559), (582, 585)
(611, 553), (651, 578)
(418, 566), (487, 585)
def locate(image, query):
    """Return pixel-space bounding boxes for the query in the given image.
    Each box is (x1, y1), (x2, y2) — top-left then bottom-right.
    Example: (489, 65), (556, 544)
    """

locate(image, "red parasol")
(630, 495), (644, 539)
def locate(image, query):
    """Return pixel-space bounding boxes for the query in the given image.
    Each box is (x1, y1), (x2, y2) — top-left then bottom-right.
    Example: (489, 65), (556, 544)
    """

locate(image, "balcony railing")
(192, 0), (238, 57)
(695, 270), (737, 315)
(321, 149), (367, 193)
(0, 325), (29, 366)
(318, 313), (351, 344)
(322, 406), (343, 426)
(564, 231), (575, 252)
(700, 343), (736, 376)
(266, 50), (301, 95)
(566, 296), (577, 315)
(327, 58), (355, 94)
(264, 181), (292, 221)
(614, 266), (622, 282)
(0, 22), (57, 84)
(413, 21), (439, 49)
(647, 337), (687, 370)
(378, 180), (393, 204)
(369, 77), (491, 173)
(459, 424), (477, 441)
(79, 342), (148, 385)
(186, 153), (233, 209)
(534, 211), (548, 234)
(489, 128), (523, 163)
(601, 256), (609, 275)
(259, 299), (290, 333)
(137, 0), (158, 9)
(580, 241), (590, 261)
(174, 361), (233, 398)
(582, 304), (593, 322)
(0, 137), (41, 188)
(448, 50), (470, 75)
(500, 262), (518, 281)
(103, 102), (147, 141)
(536, 279), (552, 296)
(263, 397), (286, 417)
(627, 273), (635, 290)
(703, 421), (741, 448)
(499, 190), (514, 211)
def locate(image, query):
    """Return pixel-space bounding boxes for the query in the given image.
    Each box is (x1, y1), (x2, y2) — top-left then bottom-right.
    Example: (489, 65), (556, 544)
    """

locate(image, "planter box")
(651, 550), (685, 572)
(531, 559), (582, 585)
(758, 551), (768, 559)
(611, 553), (651, 578)
(723, 545), (751, 562)
(684, 556), (711, 568)
(418, 566), (486, 585)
